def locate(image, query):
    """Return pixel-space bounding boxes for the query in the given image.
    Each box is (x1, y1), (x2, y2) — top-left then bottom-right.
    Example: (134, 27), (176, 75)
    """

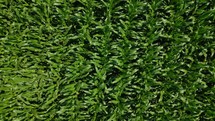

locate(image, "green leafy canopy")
(0, 0), (214, 120)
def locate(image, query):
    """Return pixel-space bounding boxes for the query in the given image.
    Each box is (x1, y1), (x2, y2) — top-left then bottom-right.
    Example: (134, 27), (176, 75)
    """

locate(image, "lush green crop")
(0, 0), (215, 120)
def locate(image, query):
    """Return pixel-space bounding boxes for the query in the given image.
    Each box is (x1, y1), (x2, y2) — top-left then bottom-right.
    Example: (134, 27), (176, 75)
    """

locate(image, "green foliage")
(0, 0), (215, 120)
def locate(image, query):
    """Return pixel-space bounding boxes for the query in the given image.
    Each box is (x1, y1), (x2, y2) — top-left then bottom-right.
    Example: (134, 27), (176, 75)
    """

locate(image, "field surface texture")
(0, 0), (215, 120)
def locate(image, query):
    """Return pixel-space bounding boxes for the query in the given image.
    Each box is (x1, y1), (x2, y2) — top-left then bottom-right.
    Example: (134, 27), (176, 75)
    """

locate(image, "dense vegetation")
(0, 0), (215, 120)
